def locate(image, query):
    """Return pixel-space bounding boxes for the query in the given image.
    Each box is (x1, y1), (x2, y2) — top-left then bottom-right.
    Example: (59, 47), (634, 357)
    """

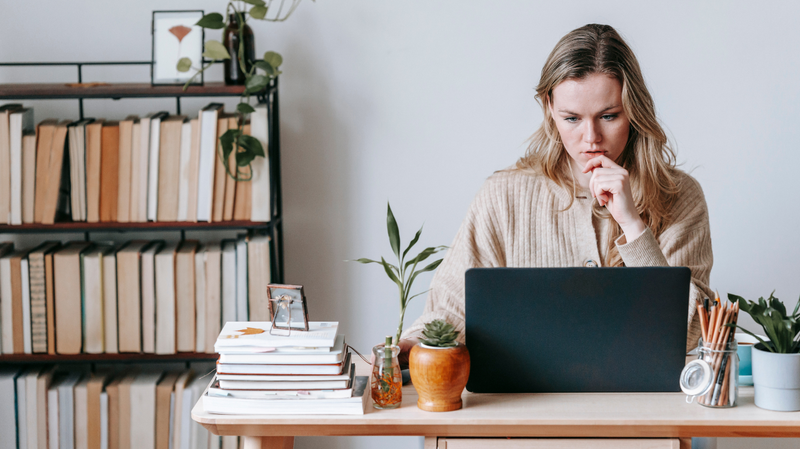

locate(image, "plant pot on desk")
(409, 342), (470, 412)
(752, 342), (800, 411)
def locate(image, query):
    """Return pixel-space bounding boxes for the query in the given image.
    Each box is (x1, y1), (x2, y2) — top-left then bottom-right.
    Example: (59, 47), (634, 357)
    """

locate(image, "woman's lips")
(583, 150), (607, 157)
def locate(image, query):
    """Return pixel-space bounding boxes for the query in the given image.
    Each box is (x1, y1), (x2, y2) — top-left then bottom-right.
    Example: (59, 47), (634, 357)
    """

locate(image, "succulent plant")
(420, 320), (460, 348)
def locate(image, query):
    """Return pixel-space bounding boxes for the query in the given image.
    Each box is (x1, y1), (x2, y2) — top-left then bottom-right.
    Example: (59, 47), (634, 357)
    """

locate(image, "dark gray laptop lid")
(465, 267), (691, 393)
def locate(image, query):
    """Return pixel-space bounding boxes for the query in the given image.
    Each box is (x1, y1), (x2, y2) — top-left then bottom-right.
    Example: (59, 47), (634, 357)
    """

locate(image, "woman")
(399, 24), (713, 363)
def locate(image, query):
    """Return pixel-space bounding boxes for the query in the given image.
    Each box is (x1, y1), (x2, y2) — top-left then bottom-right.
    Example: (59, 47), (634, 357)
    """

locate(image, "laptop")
(464, 267), (691, 393)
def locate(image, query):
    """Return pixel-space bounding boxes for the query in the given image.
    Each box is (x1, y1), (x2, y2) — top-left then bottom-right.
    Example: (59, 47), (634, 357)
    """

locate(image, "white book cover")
(235, 235), (248, 321)
(217, 376), (351, 391)
(100, 392), (108, 449)
(155, 242), (179, 354)
(215, 321), (339, 350)
(21, 257), (31, 354)
(220, 240), (236, 326)
(9, 108), (33, 225)
(58, 372), (83, 449)
(76, 121), (89, 221)
(141, 242), (164, 353)
(250, 103), (271, 222)
(147, 113), (165, 221)
(196, 104), (221, 222)
(168, 392), (175, 449)
(204, 243), (222, 354)
(130, 372), (163, 449)
(179, 376), (195, 449)
(194, 246), (206, 353)
(68, 123), (80, 221)
(208, 376), (354, 399)
(74, 377), (90, 449)
(215, 362), (352, 382)
(47, 378), (60, 449)
(187, 376), (209, 449)
(217, 352), (350, 376)
(135, 114), (154, 222)
(25, 367), (42, 449)
(102, 250), (118, 354)
(177, 121), (192, 221)
(218, 335), (345, 365)
(171, 371), (193, 449)
(83, 246), (113, 354)
(0, 254), (14, 354)
(15, 370), (28, 449)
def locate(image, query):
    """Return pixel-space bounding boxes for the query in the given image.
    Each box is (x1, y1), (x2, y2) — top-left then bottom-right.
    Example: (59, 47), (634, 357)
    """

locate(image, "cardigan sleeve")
(615, 173), (714, 351)
(401, 176), (508, 342)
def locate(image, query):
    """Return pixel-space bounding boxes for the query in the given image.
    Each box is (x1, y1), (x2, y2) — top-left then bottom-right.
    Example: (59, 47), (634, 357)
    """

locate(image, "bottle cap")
(680, 358), (714, 402)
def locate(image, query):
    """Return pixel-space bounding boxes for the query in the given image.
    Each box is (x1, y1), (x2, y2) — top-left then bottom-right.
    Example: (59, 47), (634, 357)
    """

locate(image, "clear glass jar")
(681, 338), (738, 408)
(371, 342), (402, 409)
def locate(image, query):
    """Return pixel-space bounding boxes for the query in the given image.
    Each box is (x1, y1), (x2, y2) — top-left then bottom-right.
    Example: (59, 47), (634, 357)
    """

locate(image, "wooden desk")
(192, 360), (800, 449)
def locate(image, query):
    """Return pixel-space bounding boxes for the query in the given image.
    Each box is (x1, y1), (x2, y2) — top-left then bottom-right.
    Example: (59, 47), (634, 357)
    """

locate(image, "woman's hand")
(582, 155), (647, 240)
(397, 337), (419, 369)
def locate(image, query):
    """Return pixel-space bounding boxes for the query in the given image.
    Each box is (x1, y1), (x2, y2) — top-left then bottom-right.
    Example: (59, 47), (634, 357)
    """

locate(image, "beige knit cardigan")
(402, 169), (713, 351)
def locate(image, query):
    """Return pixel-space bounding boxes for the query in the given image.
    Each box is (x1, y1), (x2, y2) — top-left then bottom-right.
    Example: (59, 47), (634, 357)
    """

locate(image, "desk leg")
(424, 437), (438, 449)
(242, 436), (294, 449)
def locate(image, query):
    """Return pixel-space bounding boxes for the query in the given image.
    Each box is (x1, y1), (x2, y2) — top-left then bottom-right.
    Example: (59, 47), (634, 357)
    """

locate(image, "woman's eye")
(601, 114), (617, 121)
(564, 117), (578, 123)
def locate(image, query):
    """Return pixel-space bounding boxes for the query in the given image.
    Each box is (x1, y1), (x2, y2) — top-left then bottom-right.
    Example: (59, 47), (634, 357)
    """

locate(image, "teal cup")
(735, 334), (762, 386)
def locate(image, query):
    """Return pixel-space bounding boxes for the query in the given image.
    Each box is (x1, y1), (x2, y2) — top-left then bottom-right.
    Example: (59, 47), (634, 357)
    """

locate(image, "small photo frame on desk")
(267, 284), (310, 333)
(151, 10), (204, 86)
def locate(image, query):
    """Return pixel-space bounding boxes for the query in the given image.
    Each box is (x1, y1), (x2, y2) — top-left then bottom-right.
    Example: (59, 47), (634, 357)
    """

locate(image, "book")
(0, 242), (12, 350)
(99, 392), (108, 449)
(82, 245), (115, 354)
(27, 241), (60, 354)
(54, 242), (93, 354)
(24, 367), (43, 449)
(0, 104), (22, 225)
(235, 234), (248, 321)
(130, 372), (164, 449)
(232, 122), (252, 221)
(21, 256), (31, 354)
(196, 103), (223, 222)
(9, 108), (34, 225)
(214, 363), (352, 382)
(204, 375), (368, 415)
(194, 245), (206, 353)
(35, 366), (55, 449)
(216, 352), (350, 376)
(100, 121), (120, 222)
(84, 119), (104, 223)
(171, 371), (194, 449)
(246, 234), (271, 321)
(218, 335), (346, 364)
(141, 241), (164, 353)
(21, 131), (37, 224)
(221, 239), (237, 324)
(177, 119), (193, 222)
(250, 103), (271, 222)
(157, 115), (186, 221)
(223, 116), (238, 221)
(186, 375), (210, 448)
(204, 243), (222, 353)
(147, 112), (168, 221)
(208, 376), (354, 399)
(105, 374), (127, 449)
(15, 369), (29, 449)
(74, 376), (90, 449)
(87, 373), (111, 449)
(40, 120), (71, 225)
(185, 118), (201, 222)
(215, 322), (339, 350)
(58, 372), (84, 448)
(155, 372), (180, 449)
(43, 242), (58, 355)
(103, 246), (119, 354)
(211, 114), (231, 222)
(33, 119), (58, 224)
(176, 240), (198, 352)
(132, 113), (162, 223)
(117, 373), (138, 449)
(116, 241), (152, 353)
(47, 375), (62, 449)
(117, 115), (138, 223)
(0, 369), (20, 447)
(0, 249), (31, 354)
(68, 118), (92, 221)
(128, 120), (142, 222)
(154, 241), (179, 354)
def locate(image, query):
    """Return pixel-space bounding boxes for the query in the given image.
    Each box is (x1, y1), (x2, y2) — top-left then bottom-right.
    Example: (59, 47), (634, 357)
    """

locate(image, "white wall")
(2, 1), (799, 448)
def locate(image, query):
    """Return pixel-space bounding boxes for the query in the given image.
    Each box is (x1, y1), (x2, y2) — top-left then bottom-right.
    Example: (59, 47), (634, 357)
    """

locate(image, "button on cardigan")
(402, 168), (713, 352)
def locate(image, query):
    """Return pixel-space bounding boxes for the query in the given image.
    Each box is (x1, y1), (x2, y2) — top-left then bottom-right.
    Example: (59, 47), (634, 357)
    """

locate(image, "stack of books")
(205, 321), (368, 415)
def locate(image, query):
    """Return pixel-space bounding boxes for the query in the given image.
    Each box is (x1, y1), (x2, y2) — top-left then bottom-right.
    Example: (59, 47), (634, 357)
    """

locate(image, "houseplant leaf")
(241, 0), (267, 5)
(239, 134), (265, 157)
(203, 40), (231, 60)
(250, 5), (268, 20)
(386, 203), (401, 260)
(237, 102), (256, 115)
(263, 51), (283, 69)
(176, 57), (192, 72)
(402, 226), (423, 261)
(246, 74), (270, 93)
(196, 13), (226, 29)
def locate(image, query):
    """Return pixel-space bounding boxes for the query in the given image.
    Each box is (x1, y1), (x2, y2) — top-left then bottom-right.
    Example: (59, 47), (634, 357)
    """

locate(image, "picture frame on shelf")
(267, 284), (309, 332)
(151, 10), (204, 86)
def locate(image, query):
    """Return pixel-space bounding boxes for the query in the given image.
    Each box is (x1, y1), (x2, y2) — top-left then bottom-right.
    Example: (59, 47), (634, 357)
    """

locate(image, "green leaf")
(402, 226), (423, 261)
(263, 51), (283, 69)
(196, 13), (226, 29)
(236, 102), (256, 115)
(404, 245), (446, 271)
(349, 258), (382, 265)
(380, 257), (404, 292)
(176, 57), (192, 72)
(219, 129), (239, 160)
(245, 74), (269, 93)
(249, 5), (268, 19)
(203, 40), (231, 60)
(407, 258), (443, 290)
(239, 134), (265, 157)
(241, 0), (266, 5)
(254, 60), (276, 76)
(236, 150), (256, 167)
(386, 203), (401, 261)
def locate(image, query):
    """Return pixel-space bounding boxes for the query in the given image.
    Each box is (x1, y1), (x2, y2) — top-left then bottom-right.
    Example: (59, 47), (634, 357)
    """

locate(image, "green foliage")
(183, 1), (304, 181)
(728, 292), (800, 354)
(350, 203), (448, 344)
(420, 320), (459, 348)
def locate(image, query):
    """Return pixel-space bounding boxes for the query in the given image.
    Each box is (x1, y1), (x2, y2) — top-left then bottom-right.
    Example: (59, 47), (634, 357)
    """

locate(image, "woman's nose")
(583, 120), (601, 144)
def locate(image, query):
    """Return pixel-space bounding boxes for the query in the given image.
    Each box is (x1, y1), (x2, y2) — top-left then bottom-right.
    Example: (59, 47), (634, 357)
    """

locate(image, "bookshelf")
(0, 60), (284, 364)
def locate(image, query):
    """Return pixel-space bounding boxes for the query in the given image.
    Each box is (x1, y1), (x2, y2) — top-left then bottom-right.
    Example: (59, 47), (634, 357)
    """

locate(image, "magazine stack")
(204, 321), (367, 415)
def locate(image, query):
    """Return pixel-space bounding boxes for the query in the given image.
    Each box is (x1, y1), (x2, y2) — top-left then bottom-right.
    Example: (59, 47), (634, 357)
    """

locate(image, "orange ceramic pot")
(409, 343), (470, 411)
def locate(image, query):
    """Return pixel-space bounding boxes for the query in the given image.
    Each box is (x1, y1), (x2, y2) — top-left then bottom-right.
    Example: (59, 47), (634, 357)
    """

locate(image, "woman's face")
(548, 73), (630, 167)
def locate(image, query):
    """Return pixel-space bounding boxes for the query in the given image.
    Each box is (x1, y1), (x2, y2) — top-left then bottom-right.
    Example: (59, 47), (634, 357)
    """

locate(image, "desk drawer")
(432, 438), (690, 449)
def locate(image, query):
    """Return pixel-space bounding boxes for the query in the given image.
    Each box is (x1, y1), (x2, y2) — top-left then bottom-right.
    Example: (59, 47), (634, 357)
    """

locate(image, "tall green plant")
(728, 292), (800, 354)
(351, 203), (447, 344)
(181, 0), (305, 180)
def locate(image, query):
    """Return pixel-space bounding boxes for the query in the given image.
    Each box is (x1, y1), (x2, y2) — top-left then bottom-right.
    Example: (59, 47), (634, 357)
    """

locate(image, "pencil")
(696, 299), (708, 342)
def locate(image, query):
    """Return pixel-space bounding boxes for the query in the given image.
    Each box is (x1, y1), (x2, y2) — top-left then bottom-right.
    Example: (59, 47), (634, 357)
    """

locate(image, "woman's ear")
(546, 94), (553, 116)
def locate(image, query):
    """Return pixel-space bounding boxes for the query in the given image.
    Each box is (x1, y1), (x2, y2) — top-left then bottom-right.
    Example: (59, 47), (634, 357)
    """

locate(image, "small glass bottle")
(681, 338), (738, 408)
(371, 336), (402, 409)
(223, 12), (255, 85)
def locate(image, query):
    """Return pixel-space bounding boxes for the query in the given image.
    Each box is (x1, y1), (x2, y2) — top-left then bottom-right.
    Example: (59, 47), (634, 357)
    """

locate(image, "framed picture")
(267, 284), (310, 332)
(151, 10), (204, 86)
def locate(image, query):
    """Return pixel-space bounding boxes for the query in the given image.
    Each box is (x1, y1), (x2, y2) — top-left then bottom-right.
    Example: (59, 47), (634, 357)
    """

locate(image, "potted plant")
(409, 320), (470, 411)
(729, 292), (800, 411)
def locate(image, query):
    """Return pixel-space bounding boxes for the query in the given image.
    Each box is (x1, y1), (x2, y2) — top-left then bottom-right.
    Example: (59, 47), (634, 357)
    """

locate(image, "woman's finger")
(582, 154), (621, 173)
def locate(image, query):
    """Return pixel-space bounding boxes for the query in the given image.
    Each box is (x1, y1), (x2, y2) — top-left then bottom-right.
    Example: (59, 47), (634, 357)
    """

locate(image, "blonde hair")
(515, 24), (680, 267)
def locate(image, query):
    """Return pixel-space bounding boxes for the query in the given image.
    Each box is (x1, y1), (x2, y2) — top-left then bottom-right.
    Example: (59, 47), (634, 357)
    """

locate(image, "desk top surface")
(192, 359), (800, 438)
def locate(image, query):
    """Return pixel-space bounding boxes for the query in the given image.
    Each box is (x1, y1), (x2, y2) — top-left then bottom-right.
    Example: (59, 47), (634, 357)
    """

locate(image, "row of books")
(0, 365), (243, 449)
(0, 236), (272, 356)
(0, 102), (271, 225)
(205, 321), (367, 415)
